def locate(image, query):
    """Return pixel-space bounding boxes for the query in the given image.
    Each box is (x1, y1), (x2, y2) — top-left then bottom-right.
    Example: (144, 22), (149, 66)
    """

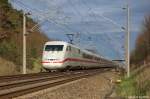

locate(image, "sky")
(10, 0), (150, 60)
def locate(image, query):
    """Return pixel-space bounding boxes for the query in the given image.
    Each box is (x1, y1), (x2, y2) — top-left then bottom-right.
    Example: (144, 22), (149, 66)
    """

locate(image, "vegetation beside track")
(117, 15), (150, 98)
(116, 64), (150, 98)
(130, 16), (150, 68)
(0, 0), (50, 75)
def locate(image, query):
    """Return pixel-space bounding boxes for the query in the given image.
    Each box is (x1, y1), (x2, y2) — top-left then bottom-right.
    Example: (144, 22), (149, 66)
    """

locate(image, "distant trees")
(131, 16), (150, 65)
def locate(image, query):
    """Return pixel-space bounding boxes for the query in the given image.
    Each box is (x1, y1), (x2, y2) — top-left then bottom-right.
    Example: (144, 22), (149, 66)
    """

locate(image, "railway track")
(0, 68), (110, 99)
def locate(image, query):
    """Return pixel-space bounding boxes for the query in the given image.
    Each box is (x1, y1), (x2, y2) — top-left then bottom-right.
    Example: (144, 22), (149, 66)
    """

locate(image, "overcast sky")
(10, 0), (150, 59)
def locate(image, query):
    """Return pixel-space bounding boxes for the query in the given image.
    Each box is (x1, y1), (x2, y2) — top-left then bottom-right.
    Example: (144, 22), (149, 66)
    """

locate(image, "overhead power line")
(79, 0), (123, 58)
(12, 0), (79, 36)
(67, 0), (92, 35)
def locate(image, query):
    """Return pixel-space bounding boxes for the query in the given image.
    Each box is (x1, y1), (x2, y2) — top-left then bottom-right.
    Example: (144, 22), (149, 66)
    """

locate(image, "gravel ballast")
(15, 71), (118, 99)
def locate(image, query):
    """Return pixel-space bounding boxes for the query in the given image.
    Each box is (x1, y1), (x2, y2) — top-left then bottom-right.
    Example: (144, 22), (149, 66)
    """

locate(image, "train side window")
(70, 46), (71, 51)
(66, 46), (71, 51)
(66, 46), (69, 51)
(78, 49), (80, 54)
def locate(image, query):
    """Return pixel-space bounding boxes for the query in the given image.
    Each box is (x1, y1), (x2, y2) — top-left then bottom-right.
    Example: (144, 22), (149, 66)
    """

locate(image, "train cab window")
(66, 46), (71, 51)
(45, 45), (64, 51)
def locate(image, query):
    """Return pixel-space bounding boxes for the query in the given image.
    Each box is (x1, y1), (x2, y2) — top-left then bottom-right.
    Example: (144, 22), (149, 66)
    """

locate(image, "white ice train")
(42, 41), (117, 71)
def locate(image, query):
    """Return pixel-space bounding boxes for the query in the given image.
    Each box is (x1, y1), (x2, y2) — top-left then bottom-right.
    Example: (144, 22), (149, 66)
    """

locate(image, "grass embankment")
(116, 64), (150, 98)
(0, 0), (50, 75)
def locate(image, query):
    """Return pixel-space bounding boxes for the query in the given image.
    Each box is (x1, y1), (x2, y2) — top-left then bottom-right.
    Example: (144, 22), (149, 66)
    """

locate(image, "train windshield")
(45, 45), (64, 51)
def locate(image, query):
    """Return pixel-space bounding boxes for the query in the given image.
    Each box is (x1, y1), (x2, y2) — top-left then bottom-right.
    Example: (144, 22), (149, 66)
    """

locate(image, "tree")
(131, 16), (150, 65)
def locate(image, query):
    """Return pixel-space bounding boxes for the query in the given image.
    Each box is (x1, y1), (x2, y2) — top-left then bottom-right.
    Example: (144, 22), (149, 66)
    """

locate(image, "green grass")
(116, 70), (150, 98)
(116, 76), (137, 97)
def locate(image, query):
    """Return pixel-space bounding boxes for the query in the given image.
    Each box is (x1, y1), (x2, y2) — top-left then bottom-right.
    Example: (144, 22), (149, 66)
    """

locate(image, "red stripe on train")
(42, 58), (100, 64)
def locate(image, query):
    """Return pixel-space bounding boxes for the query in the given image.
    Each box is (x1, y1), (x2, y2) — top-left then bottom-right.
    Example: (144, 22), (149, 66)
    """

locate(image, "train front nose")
(42, 44), (65, 70)
(42, 59), (64, 70)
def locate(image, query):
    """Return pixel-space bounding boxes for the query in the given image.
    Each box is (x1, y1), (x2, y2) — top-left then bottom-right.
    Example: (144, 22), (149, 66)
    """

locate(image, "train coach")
(42, 41), (117, 71)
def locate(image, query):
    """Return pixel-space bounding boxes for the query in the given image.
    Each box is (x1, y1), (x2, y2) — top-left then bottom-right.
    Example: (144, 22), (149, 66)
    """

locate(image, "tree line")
(131, 16), (150, 67)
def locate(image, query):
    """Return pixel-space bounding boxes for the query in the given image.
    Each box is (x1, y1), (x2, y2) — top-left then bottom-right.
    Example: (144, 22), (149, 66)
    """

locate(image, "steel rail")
(0, 69), (110, 98)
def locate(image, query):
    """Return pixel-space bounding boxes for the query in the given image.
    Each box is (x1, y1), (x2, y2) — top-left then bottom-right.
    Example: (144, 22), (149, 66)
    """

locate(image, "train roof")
(45, 41), (68, 45)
